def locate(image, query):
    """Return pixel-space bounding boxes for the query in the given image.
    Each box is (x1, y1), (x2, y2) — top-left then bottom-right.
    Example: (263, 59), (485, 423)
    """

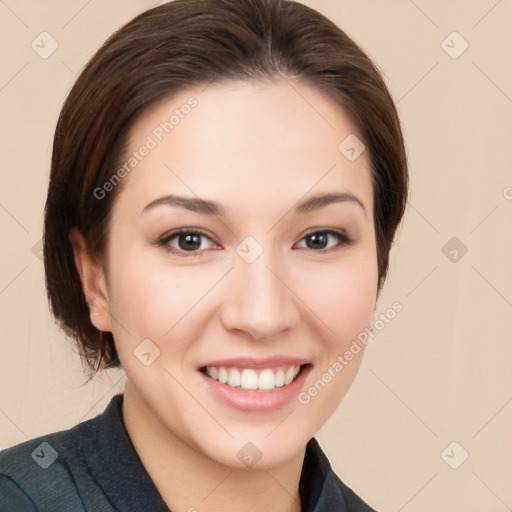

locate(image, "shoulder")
(0, 396), (123, 512)
(0, 423), (91, 511)
(0, 473), (38, 511)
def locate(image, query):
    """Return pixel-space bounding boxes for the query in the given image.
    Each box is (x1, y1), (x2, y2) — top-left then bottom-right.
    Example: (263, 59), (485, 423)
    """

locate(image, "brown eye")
(158, 229), (218, 255)
(297, 230), (354, 252)
(176, 233), (202, 251)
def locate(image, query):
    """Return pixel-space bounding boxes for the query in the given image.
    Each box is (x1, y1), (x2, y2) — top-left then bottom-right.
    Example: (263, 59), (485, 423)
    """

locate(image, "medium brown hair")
(44, 0), (408, 378)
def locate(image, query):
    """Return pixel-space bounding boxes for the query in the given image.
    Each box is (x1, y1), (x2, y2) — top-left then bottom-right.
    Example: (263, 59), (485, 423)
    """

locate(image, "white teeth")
(228, 368), (241, 387)
(275, 369), (285, 387)
(204, 365), (303, 391)
(258, 369), (275, 390)
(240, 369), (258, 390)
(284, 367), (295, 385)
(218, 367), (228, 384)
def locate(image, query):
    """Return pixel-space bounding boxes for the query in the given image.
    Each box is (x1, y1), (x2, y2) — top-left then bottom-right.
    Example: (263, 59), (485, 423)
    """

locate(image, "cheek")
(294, 255), (377, 423)
(106, 233), (377, 353)
(106, 250), (222, 345)
(298, 249), (378, 346)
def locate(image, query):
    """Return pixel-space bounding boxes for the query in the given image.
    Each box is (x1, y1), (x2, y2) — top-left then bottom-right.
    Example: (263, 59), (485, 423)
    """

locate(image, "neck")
(121, 381), (304, 512)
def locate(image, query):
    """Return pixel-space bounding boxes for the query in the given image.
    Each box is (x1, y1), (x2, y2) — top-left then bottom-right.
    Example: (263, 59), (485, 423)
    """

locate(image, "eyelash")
(157, 228), (355, 257)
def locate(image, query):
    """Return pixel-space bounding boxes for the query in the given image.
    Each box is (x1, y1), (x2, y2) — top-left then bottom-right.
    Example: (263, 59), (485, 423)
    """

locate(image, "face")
(85, 80), (378, 470)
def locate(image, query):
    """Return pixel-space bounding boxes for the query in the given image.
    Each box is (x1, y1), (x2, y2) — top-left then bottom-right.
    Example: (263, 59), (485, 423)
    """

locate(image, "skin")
(71, 79), (378, 512)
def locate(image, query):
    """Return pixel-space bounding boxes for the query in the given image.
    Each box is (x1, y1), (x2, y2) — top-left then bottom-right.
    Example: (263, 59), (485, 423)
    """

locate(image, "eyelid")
(294, 228), (355, 252)
(157, 228), (220, 255)
(299, 227), (353, 241)
(157, 227), (354, 256)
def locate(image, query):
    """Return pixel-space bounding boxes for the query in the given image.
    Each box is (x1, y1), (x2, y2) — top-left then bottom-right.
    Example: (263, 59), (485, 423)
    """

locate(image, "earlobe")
(69, 227), (112, 333)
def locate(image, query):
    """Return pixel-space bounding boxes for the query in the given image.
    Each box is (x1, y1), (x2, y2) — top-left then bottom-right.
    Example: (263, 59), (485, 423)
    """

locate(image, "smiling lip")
(198, 356), (312, 412)
(198, 356), (310, 370)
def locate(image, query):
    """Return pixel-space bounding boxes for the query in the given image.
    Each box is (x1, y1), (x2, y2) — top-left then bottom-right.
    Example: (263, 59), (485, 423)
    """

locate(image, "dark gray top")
(0, 393), (377, 511)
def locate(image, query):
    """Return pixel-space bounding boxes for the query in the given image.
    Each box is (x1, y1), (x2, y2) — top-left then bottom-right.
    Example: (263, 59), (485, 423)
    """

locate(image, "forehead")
(116, 79), (373, 219)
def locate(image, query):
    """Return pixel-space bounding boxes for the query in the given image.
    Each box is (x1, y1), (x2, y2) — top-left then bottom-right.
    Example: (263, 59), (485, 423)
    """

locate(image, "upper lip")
(199, 356), (311, 370)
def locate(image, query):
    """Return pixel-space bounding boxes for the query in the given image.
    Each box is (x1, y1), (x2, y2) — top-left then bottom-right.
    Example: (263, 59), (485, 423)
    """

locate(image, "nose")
(219, 249), (300, 340)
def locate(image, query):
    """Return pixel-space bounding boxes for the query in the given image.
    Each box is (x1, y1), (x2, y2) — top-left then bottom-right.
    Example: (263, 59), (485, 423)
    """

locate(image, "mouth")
(199, 363), (312, 392)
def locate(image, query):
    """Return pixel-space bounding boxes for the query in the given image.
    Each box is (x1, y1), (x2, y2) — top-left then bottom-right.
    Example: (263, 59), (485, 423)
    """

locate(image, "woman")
(0, 0), (407, 510)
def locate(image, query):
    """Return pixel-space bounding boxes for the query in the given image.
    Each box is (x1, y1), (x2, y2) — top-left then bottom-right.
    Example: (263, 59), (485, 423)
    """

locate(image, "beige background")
(1, 1), (511, 511)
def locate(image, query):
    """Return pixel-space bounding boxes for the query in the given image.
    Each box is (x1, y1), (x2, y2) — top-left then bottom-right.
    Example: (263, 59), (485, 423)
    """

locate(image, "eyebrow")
(142, 191), (366, 217)
(295, 192), (366, 216)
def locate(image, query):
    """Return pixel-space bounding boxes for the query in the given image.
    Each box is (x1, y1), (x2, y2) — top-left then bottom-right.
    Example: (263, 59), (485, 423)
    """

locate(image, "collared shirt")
(0, 394), (377, 511)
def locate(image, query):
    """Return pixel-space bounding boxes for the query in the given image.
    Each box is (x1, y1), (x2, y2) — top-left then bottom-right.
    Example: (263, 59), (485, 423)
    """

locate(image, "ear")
(69, 227), (112, 333)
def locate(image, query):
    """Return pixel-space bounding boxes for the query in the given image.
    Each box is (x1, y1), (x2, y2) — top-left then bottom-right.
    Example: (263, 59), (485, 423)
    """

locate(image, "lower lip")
(199, 365), (312, 413)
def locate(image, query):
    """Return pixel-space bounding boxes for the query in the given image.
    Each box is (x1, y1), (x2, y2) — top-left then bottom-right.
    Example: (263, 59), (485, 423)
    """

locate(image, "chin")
(195, 427), (313, 471)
